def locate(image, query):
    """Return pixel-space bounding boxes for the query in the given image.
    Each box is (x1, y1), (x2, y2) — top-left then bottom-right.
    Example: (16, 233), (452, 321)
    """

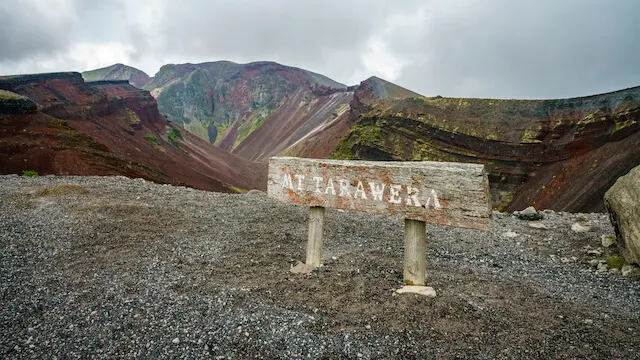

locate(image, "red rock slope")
(0, 73), (266, 192)
(284, 76), (640, 213)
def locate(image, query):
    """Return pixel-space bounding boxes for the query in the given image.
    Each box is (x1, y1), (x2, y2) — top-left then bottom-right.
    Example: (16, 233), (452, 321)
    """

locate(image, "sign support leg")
(306, 206), (325, 267)
(397, 218), (435, 296)
(403, 218), (426, 286)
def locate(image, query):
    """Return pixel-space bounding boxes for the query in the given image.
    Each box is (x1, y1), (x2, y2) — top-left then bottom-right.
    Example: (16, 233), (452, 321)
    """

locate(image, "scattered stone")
(601, 235), (617, 248)
(621, 265), (640, 278)
(517, 206), (544, 221)
(396, 286), (437, 297)
(584, 319), (594, 325)
(587, 249), (603, 256)
(572, 222), (592, 233)
(604, 165), (640, 264)
(597, 263), (609, 272)
(172, 337), (180, 344)
(502, 230), (518, 238)
(588, 259), (600, 268)
(290, 261), (316, 275)
(609, 268), (621, 275)
(528, 222), (549, 230)
(607, 256), (625, 269)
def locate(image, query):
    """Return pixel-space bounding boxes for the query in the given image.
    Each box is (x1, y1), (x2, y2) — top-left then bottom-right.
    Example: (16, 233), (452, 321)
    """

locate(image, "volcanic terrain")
(286, 77), (640, 213)
(0, 72), (265, 192)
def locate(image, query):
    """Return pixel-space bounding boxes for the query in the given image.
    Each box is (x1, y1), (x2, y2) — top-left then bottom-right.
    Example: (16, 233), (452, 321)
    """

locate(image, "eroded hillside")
(0, 72), (266, 192)
(319, 79), (640, 212)
(140, 61), (351, 158)
(82, 64), (152, 89)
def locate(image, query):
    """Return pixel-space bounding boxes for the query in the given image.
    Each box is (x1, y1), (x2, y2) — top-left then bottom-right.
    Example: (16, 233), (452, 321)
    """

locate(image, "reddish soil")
(0, 73), (266, 192)
(284, 77), (640, 213)
(233, 89), (353, 161)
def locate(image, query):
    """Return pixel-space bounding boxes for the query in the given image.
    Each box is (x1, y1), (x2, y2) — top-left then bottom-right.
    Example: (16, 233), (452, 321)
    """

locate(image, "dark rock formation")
(286, 77), (640, 213)
(605, 165), (640, 264)
(82, 64), (152, 89)
(0, 72), (266, 192)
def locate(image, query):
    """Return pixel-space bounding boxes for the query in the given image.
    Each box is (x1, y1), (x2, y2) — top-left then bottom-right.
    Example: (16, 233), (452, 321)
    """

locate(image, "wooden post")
(306, 206), (325, 267)
(404, 219), (426, 286)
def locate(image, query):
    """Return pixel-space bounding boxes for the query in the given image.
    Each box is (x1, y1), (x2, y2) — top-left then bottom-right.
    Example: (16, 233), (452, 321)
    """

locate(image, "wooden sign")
(267, 156), (492, 292)
(268, 157), (491, 230)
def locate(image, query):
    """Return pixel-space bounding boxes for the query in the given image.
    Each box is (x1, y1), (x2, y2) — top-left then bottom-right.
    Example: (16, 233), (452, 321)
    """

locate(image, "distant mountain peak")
(360, 76), (422, 100)
(82, 64), (151, 89)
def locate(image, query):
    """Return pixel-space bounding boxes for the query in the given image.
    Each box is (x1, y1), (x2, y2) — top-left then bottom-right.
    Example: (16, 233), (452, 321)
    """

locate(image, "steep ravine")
(328, 85), (640, 212)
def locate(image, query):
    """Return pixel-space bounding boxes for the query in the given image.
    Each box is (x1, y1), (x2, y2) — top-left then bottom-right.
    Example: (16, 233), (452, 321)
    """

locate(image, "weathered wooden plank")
(306, 206), (325, 267)
(267, 157), (492, 230)
(404, 219), (427, 285)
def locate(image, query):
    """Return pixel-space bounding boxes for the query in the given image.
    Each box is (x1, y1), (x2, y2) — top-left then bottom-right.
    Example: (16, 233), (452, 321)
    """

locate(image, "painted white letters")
(281, 171), (443, 210)
(325, 178), (336, 195)
(294, 174), (305, 191)
(282, 173), (294, 190)
(368, 182), (386, 201)
(406, 186), (421, 207)
(338, 179), (351, 198)
(354, 180), (367, 200)
(425, 189), (442, 209)
(388, 184), (402, 204)
(313, 177), (323, 193)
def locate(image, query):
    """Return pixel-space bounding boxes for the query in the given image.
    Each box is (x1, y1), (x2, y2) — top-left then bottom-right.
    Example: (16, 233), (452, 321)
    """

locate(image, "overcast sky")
(1, 0), (639, 99)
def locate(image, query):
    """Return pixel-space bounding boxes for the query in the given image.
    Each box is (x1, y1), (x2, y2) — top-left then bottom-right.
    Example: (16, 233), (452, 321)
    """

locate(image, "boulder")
(605, 166), (640, 264)
(601, 234), (617, 248)
(516, 206), (543, 221)
(571, 222), (592, 233)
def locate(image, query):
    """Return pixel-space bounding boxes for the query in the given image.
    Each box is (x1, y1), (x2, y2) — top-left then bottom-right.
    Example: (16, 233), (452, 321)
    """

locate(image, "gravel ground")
(1, 175), (639, 359)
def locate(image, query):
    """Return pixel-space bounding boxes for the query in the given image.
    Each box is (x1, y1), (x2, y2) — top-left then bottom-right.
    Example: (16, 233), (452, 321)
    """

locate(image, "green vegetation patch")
(521, 128), (542, 143)
(613, 114), (637, 132)
(21, 170), (38, 177)
(167, 128), (183, 148)
(36, 184), (88, 197)
(213, 122), (232, 145)
(0, 89), (27, 102)
(607, 256), (625, 269)
(145, 132), (161, 146)
(232, 111), (270, 149)
(125, 109), (141, 126)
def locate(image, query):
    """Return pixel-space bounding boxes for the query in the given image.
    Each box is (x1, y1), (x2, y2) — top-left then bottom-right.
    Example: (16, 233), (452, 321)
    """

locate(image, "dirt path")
(1, 175), (639, 359)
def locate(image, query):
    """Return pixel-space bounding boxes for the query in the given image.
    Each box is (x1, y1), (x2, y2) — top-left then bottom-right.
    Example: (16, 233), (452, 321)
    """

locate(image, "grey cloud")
(151, 0), (420, 81)
(0, 0), (638, 99)
(0, 1), (76, 62)
(392, 0), (640, 98)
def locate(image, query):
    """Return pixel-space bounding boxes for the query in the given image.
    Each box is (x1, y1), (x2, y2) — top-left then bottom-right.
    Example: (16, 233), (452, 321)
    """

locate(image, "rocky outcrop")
(605, 165), (640, 264)
(82, 64), (152, 89)
(136, 61), (349, 149)
(281, 76), (420, 160)
(321, 79), (640, 212)
(0, 90), (37, 114)
(0, 72), (266, 192)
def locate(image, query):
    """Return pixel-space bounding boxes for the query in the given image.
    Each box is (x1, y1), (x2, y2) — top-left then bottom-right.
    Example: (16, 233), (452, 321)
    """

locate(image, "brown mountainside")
(284, 77), (640, 213)
(0, 72), (266, 192)
(82, 63), (152, 89)
(85, 61), (352, 162)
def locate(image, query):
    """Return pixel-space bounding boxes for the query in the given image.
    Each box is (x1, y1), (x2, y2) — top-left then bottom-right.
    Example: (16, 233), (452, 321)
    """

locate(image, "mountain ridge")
(0, 72), (266, 192)
(79, 62), (640, 212)
(82, 64), (152, 89)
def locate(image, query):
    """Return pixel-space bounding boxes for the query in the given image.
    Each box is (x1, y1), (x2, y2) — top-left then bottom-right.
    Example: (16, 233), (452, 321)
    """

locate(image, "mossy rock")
(0, 89), (37, 114)
(607, 256), (625, 269)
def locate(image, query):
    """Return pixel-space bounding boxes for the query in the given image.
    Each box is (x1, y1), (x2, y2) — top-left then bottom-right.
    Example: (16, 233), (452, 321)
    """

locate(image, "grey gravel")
(1, 175), (640, 359)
